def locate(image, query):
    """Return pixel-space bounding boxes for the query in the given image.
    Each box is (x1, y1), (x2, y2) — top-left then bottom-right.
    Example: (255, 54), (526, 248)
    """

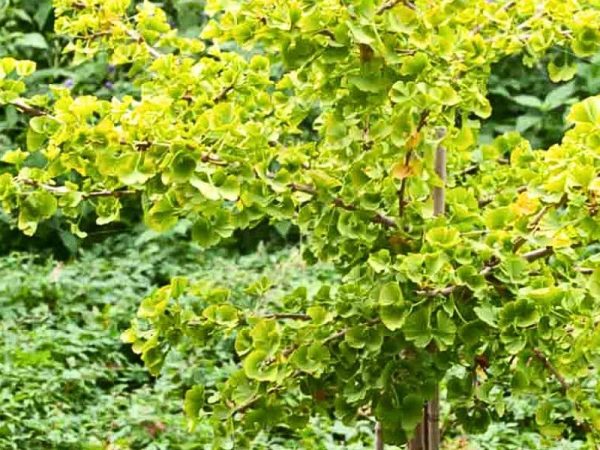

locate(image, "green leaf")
(190, 177), (220, 200)
(243, 350), (278, 382)
(535, 401), (553, 426)
(20, 190), (57, 221)
(425, 226), (460, 249)
(307, 305), (333, 325)
(434, 310), (456, 347)
(170, 152), (197, 182)
(347, 22), (376, 45)
(459, 321), (485, 345)
(572, 27), (600, 57)
(138, 287), (170, 319)
(547, 53), (578, 82)
(543, 82), (576, 110)
(499, 256), (528, 284)
(516, 114), (541, 132)
(380, 304), (406, 331)
(290, 343), (330, 375)
(16, 33), (48, 49)
(1, 149), (28, 166)
(146, 198), (178, 232)
(512, 95), (543, 109)
(401, 394), (424, 431)
(219, 176), (240, 201)
(400, 52), (429, 77)
(456, 265), (485, 291)
(249, 319), (280, 355)
(587, 269), (600, 298)
(567, 96), (600, 125)
(484, 207), (515, 230)
(474, 304), (498, 328)
(368, 250), (391, 273)
(191, 218), (220, 247)
(184, 385), (205, 430)
(26, 129), (45, 151)
(202, 304), (239, 327)
(500, 298), (539, 328)
(378, 281), (403, 306)
(403, 307), (432, 347)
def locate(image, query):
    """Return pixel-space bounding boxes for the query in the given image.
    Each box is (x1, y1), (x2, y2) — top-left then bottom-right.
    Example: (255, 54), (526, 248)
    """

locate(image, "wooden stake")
(408, 128), (446, 450)
(375, 421), (384, 450)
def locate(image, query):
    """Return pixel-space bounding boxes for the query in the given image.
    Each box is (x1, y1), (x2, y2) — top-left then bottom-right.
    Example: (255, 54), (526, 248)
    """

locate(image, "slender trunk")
(433, 143), (446, 217)
(408, 130), (446, 450)
(375, 421), (384, 450)
(426, 386), (440, 450)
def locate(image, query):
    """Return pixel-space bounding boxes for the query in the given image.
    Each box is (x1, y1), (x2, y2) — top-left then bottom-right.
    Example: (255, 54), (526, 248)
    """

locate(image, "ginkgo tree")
(2, 0), (600, 448)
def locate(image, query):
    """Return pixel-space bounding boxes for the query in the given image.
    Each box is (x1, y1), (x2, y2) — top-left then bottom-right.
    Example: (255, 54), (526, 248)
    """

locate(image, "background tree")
(1, 0), (600, 448)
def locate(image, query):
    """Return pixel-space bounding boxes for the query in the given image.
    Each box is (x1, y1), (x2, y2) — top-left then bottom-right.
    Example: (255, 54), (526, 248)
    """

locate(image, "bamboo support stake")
(409, 128), (446, 450)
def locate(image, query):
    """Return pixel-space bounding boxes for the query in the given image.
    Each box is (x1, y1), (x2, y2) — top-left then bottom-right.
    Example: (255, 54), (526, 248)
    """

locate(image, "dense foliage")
(0, 229), (587, 450)
(2, 0), (600, 448)
(2, 228), (376, 449)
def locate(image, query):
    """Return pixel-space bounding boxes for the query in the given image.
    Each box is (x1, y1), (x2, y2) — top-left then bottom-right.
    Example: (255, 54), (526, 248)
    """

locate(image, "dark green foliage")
(485, 52), (600, 148)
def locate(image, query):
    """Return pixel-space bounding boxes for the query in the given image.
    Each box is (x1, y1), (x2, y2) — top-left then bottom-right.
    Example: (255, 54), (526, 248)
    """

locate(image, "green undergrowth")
(0, 225), (590, 449)
(0, 224), (358, 450)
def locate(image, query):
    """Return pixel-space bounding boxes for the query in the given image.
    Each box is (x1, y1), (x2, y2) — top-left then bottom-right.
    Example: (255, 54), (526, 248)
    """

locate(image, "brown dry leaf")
(391, 162), (414, 180)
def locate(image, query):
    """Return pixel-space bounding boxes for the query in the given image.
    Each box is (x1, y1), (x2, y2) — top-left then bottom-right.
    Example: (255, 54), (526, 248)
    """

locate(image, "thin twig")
(416, 245), (554, 298)
(10, 100), (47, 117)
(261, 313), (311, 320)
(124, 28), (161, 58)
(398, 110), (429, 218)
(513, 194), (567, 252)
(290, 183), (397, 229)
(532, 348), (569, 392)
(231, 386), (280, 415)
(478, 185), (527, 208)
(376, 0), (415, 15)
(213, 85), (234, 103)
(19, 179), (136, 199)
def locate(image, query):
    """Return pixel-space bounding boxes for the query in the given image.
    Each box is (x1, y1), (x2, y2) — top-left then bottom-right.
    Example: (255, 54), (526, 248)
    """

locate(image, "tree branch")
(261, 313), (311, 320)
(478, 185), (527, 208)
(19, 179), (136, 199)
(522, 246), (553, 262)
(10, 100), (47, 117)
(213, 85), (234, 103)
(231, 386), (280, 416)
(398, 110), (429, 218)
(532, 348), (569, 392)
(124, 28), (161, 59)
(377, 0), (415, 15)
(416, 245), (555, 298)
(513, 194), (567, 252)
(290, 183), (397, 229)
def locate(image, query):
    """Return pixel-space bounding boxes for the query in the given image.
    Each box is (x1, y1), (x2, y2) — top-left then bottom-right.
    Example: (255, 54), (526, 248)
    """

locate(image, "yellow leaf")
(511, 192), (539, 216)
(551, 230), (571, 248)
(406, 131), (422, 150)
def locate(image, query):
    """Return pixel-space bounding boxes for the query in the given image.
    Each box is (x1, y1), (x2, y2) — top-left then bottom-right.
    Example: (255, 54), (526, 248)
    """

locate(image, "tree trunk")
(375, 421), (384, 450)
(408, 130), (446, 450)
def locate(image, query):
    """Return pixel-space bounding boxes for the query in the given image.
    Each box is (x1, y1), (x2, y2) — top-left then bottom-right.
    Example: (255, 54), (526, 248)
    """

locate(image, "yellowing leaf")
(551, 230), (571, 248)
(511, 192), (539, 216)
(391, 163), (414, 180)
